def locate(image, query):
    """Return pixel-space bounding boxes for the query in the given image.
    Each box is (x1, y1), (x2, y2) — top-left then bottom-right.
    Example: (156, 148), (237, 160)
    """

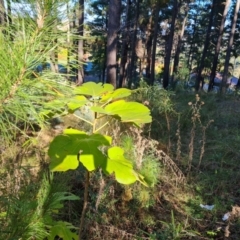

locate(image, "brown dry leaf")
(231, 206), (240, 218)
(224, 224), (230, 237)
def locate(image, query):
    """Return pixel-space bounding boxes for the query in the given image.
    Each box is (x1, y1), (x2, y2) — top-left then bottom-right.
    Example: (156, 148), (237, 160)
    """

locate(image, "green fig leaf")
(74, 82), (114, 97)
(48, 134), (80, 171)
(48, 129), (112, 172)
(93, 100), (152, 125)
(103, 146), (147, 185)
(67, 95), (88, 111)
(100, 88), (132, 102)
(90, 106), (107, 115)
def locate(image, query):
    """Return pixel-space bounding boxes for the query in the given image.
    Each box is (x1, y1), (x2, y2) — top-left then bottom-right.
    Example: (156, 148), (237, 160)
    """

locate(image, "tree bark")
(76, 0), (84, 85)
(173, 2), (189, 78)
(145, 14), (153, 83)
(102, 42), (107, 84)
(128, 0), (140, 88)
(0, 0), (6, 26)
(221, 0), (240, 92)
(187, 13), (198, 70)
(162, 0), (179, 89)
(208, 0), (231, 91)
(119, 0), (130, 88)
(196, 0), (217, 91)
(150, 3), (160, 85)
(6, 0), (11, 26)
(106, 0), (121, 88)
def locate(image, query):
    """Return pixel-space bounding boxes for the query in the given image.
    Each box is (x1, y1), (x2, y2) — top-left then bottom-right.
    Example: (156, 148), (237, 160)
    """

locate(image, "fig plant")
(47, 82), (152, 239)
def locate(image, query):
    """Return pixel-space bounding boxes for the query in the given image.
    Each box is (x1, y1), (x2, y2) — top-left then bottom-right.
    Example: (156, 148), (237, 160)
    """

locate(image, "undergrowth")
(2, 83), (240, 239)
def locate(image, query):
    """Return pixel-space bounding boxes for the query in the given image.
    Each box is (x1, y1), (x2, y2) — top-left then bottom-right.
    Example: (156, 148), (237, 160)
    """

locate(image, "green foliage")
(160, 211), (199, 240)
(48, 82), (151, 186)
(48, 221), (78, 240)
(49, 129), (111, 172)
(139, 155), (161, 187)
(0, 172), (79, 240)
(74, 82), (114, 97)
(176, 61), (190, 81)
(92, 100), (151, 126)
(133, 82), (175, 114)
(0, 12), (73, 143)
(106, 146), (146, 185)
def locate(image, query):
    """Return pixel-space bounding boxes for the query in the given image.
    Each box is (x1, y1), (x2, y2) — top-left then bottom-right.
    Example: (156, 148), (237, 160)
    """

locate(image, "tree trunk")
(187, 13), (198, 70)
(221, 0), (240, 92)
(106, 0), (121, 88)
(119, 0), (130, 88)
(6, 0), (11, 26)
(128, 0), (140, 88)
(76, 0), (84, 85)
(67, 2), (71, 78)
(145, 13), (153, 83)
(162, 0), (179, 89)
(173, 4), (188, 77)
(0, 0), (6, 25)
(150, 3), (160, 85)
(102, 42), (107, 84)
(208, 0), (231, 91)
(50, 41), (59, 73)
(102, 16), (108, 84)
(196, 0), (216, 91)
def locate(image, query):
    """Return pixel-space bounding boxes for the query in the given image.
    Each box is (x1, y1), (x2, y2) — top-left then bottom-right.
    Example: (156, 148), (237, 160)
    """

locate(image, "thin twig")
(95, 121), (109, 133)
(73, 113), (93, 126)
(78, 171), (90, 240)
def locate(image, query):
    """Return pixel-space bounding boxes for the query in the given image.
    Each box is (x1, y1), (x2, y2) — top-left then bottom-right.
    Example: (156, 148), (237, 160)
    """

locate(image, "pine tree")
(106, 0), (121, 88)
(208, 0), (231, 91)
(221, 0), (240, 91)
(162, 0), (180, 88)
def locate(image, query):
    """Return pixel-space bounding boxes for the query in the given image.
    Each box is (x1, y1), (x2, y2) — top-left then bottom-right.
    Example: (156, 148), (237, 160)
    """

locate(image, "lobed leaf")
(74, 82), (114, 97)
(48, 129), (112, 172)
(92, 100), (152, 125)
(104, 147), (147, 185)
(48, 221), (78, 240)
(67, 95), (88, 111)
(100, 88), (132, 102)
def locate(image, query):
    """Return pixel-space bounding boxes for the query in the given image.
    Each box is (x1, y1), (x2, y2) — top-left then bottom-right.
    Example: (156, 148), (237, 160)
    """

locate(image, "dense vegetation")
(0, 0), (240, 240)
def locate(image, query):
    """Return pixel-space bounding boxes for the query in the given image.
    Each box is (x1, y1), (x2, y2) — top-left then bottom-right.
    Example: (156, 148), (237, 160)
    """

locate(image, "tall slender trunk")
(102, 16), (108, 84)
(221, 0), (240, 92)
(76, 0), (84, 85)
(67, 2), (71, 78)
(145, 14), (153, 83)
(150, 4), (160, 85)
(106, 0), (121, 88)
(119, 44), (128, 87)
(50, 37), (59, 73)
(196, 0), (216, 91)
(129, 0), (140, 88)
(173, 8), (188, 77)
(49, 0), (58, 73)
(163, 0), (179, 88)
(0, 0), (6, 25)
(187, 14), (197, 69)
(6, 0), (11, 26)
(119, 0), (130, 87)
(208, 0), (231, 91)
(102, 42), (107, 83)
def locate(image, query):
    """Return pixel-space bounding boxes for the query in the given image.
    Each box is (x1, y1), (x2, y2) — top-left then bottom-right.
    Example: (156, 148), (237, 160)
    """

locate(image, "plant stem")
(73, 113), (94, 126)
(78, 171), (90, 240)
(95, 121), (109, 133)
